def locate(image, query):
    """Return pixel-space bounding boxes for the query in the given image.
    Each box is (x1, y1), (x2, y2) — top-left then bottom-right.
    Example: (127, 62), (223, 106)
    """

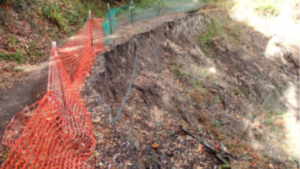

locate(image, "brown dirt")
(82, 10), (298, 168)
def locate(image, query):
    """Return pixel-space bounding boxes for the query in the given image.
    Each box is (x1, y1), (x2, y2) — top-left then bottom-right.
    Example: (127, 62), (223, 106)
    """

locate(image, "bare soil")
(82, 10), (299, 168)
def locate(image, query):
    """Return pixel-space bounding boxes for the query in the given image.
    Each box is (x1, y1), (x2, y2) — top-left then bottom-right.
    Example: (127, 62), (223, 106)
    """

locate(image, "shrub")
(0, 0), (10, 5)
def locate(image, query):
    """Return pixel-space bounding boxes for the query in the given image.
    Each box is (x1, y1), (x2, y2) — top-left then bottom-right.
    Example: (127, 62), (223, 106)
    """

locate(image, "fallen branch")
(179, 126), (230, 168)
(177, 106), (194, 126)
(286, 53), (299, 69)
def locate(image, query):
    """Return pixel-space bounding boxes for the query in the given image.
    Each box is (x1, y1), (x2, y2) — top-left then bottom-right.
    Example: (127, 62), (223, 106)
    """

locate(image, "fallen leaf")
(269, 163), (274, 168)
(196, 144), (204, 152)
(151, 142), (159, 149)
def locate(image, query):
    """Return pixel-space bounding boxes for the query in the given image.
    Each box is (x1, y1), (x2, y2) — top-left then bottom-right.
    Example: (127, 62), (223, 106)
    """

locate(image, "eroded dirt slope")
(82, 11), (299, 168)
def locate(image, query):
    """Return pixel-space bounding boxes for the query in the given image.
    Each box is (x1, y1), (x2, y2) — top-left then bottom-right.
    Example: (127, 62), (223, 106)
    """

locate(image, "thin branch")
(179, 126), (230, 166)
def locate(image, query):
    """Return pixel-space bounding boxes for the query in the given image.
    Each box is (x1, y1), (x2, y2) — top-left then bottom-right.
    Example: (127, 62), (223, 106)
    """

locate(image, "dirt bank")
(82, 10), (298, 168)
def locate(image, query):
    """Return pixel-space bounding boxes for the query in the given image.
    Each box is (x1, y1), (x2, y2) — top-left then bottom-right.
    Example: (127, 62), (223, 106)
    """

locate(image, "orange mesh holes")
(1, 18), (104, 169)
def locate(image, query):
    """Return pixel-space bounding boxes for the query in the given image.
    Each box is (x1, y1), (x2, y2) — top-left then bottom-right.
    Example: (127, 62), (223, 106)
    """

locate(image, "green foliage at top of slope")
(0, 0), (111, 64)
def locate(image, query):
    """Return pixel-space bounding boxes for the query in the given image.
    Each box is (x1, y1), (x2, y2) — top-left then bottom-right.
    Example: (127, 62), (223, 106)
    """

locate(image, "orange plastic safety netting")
(1, 18), (104, 169)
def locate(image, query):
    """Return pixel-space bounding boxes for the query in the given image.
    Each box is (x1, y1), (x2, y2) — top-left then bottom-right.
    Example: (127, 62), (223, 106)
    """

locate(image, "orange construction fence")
(1, 18), (104, 169)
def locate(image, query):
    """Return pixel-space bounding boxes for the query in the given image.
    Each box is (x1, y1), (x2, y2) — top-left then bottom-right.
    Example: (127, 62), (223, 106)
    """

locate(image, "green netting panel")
(103, 7), (120, 36)
(102, 0), (207, 43)
(159, 0), (207, 15)
(114, 4), (132, 32)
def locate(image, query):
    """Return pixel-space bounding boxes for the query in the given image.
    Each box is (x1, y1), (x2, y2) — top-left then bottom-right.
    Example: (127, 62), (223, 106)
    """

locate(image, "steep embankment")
(82, 10), (298, 168)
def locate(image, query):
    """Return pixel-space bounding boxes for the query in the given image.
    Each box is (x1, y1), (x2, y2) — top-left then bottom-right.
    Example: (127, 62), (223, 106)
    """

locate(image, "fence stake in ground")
(89, 10), (93, 47)
(130, 0), (133, 24)
(52, 41), (57, 56)
(107, 3), (113, 35)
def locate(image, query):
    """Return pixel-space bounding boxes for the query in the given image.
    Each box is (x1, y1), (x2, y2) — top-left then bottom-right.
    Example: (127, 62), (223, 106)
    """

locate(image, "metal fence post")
(89, 10), (93, 47)
(107, 3), (113, 35)
(52, 41), (57, 57)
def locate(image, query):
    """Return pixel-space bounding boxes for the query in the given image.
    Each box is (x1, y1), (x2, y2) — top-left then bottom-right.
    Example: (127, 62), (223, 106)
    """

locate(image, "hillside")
(0, 0), (299, 168)
(0, 0), (120, 88)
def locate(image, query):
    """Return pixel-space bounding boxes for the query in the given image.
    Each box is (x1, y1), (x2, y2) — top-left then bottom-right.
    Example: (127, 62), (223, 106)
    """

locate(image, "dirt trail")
(0, 62), (48, 135)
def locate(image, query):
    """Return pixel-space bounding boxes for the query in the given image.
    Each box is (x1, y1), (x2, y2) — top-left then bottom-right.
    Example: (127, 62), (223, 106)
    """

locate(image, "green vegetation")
(197, 12), (244, 58)
(197, 17), (222, 58)
(41, 0), (106, 33)
(43, 4), (68, 30)
(252, 0), (283, 16)
(0, 52), (24, 63)
(0, 0), (109, 67)
(135, 0), (158, 9)
(0, 0), (10, 5)
(0, 0), (24, 10)
(13, 65), (24, 72)
(274, 109), (286, 116)
(146, 155), (158, 163)
(7, 35), (18, 50)
(213, 119), (225, 127)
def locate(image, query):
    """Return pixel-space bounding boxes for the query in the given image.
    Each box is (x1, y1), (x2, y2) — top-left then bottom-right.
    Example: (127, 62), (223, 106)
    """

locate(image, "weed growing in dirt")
(197, 17), (221, 58)
(146, 155), (158, 163)
(197, 15), (237, 57)
(13, 65), (24, 72)
(274, 109), (286, 116)
(206, 0), (234, 9)
(252, 0), (283, 16)
(213, 120), (224, 127)
(197, 11), (245, 57)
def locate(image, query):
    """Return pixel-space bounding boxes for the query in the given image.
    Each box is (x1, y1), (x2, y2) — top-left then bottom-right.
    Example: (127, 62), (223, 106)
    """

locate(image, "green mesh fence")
(102, 0), (207, 43)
